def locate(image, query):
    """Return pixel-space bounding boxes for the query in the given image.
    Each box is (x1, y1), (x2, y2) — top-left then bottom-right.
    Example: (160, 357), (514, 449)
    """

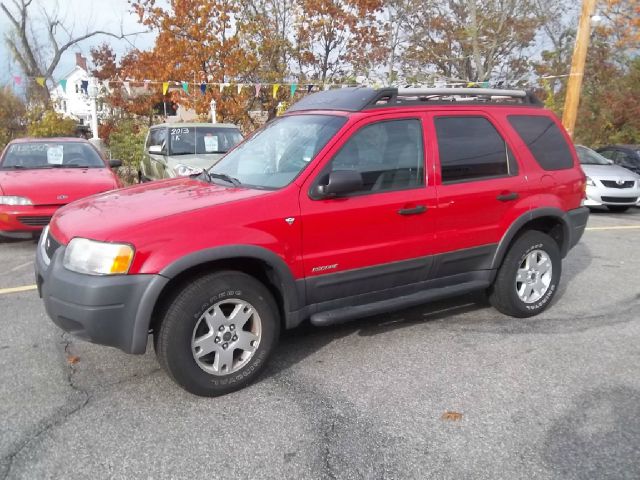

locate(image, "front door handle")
(398, 205), (427, 216)
(496, 192), (519, 202)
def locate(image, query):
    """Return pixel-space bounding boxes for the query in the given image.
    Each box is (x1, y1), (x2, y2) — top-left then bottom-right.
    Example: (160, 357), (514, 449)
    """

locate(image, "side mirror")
(148, 145), (163, 155)
(316, 170), (363, 198)
(109, 159), (122, 168)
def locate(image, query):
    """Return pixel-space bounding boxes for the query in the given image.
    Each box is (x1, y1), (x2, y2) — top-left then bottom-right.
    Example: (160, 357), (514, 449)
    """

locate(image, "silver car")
(140, 123), (243, 182)
(576, 145), (640, 212)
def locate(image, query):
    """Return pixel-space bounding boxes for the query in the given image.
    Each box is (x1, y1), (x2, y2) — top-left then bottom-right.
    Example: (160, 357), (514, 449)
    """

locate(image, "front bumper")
(0, 204), (60, 232)
(584, 185), (640, 207)
(35, 233), (168, 354)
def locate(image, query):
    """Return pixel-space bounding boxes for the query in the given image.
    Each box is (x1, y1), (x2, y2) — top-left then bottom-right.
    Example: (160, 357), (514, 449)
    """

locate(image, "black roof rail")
(286, 87), (542, 113)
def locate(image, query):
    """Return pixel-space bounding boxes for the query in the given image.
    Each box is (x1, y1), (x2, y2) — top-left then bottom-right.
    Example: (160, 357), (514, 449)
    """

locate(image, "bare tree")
(1, 0), (143, 102)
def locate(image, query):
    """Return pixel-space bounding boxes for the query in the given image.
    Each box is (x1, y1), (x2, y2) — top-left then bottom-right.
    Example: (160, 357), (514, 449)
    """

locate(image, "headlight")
(0, 195), (32, 205)
(63, 238), (134, 275)
(175, 164), (203, 176)
(586, 176), (596, 186)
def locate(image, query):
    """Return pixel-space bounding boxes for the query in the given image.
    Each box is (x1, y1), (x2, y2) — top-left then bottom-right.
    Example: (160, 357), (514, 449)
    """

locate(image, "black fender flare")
(158, 245), (305, 313)
(490, 208), (571, 270)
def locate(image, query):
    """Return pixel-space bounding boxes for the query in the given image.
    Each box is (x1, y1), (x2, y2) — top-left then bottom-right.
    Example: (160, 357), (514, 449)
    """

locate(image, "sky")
(0, 0), (156, 86)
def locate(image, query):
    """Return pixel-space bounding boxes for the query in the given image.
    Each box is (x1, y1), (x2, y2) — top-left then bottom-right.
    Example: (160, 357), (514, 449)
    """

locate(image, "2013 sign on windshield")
(171, 127), (190, 142)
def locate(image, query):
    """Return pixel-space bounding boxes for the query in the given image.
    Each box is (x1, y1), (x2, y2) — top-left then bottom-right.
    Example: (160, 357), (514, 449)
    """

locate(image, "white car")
(576, 145), (640, 212)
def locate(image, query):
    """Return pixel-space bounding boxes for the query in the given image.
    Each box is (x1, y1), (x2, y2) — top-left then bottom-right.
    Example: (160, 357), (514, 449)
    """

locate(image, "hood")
(581, 163), (640, 180)
(165, 153), (225, 171)
(0, 168), (117, 206)
(51, 177), (270, 243)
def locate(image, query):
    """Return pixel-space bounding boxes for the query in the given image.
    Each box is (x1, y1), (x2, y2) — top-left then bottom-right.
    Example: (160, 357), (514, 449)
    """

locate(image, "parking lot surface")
(1, 208), (639, 480)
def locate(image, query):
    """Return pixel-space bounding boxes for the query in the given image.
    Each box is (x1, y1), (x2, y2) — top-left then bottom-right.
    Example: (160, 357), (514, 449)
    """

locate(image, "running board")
(309, 280), (489, 327)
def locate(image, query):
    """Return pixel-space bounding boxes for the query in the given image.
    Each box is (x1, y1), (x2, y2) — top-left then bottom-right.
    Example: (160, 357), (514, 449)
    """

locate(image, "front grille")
(44, 232), (61, 260)
(18, 215), (52, 226)
(601, 196), (638, 203)
(601, 180), (636, 189)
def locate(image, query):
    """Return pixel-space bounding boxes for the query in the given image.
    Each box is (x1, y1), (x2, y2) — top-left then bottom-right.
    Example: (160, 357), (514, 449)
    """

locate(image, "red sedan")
(0, 138), (122, 235)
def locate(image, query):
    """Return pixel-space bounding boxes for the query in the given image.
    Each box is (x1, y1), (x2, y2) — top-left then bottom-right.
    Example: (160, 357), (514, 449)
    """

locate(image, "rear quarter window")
(508, 115), (574, 171)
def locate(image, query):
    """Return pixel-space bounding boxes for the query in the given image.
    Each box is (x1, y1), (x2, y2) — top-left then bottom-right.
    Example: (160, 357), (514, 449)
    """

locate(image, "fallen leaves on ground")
(441, 411), (463, 421)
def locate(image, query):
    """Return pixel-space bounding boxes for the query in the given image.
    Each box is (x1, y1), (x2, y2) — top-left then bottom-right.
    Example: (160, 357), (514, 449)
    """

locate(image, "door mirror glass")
(316, 170), (363, 198)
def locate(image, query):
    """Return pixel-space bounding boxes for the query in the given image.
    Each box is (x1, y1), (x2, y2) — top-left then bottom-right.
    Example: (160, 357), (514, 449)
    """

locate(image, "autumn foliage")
(79, 0), (639, 144)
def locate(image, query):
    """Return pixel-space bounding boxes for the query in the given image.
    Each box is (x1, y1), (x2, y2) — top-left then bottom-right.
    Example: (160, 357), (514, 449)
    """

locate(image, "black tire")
(607, 205), (629, 213)
(489, 231), (561, 318)
(154, 271), (280, 397)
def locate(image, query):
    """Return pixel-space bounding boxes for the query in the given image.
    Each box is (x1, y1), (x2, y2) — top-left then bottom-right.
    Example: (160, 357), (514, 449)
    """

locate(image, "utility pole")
(562, 0), (597, 138)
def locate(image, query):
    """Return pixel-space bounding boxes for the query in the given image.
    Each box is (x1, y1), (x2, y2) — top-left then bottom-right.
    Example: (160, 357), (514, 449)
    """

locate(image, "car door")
(298, 113), (438, 305)
(426, 112), (530, 277)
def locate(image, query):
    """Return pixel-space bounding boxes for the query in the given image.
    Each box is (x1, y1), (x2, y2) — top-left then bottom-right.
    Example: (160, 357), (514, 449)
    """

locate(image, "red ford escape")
(0, 138), (122, 235)
(36, 88), (589, 396)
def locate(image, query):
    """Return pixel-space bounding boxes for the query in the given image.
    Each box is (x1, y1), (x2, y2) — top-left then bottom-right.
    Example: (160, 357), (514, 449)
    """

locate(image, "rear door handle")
(398, 205), (427, 215)
(496, 192), (519, 202)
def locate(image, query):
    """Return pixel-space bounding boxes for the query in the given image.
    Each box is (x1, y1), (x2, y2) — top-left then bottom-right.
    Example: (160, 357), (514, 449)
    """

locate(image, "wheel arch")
(148, 246), (304, 334)
(491, 208), (571, 270)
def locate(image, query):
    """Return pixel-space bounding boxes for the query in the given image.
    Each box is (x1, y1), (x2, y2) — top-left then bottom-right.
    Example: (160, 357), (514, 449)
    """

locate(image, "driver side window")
(320, 118), (425, 194)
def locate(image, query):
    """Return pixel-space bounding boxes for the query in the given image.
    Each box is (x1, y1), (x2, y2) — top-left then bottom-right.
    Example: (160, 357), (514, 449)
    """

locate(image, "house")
(51, 53), (109, 131)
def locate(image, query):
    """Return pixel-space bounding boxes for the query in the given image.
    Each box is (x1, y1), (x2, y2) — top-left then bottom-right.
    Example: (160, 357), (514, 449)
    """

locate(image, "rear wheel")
(154, 271), (280, 396)
(607, 205), (629, 213)
(489, 231), (561, 318)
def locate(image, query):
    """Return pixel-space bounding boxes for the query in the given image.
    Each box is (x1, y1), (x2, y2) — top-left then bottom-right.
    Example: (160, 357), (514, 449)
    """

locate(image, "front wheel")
(154, 271), (280, 396)
(489, 231), (561, 318)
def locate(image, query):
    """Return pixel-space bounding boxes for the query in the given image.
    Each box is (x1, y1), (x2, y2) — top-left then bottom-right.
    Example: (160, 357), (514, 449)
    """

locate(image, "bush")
(106, 119), (148, 185)
(0, 88), (26, 149)
(27, 109), (76, 138)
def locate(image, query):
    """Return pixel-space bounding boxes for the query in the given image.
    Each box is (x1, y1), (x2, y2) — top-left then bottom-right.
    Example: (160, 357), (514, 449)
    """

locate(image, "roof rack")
(286, 87), (542, 113)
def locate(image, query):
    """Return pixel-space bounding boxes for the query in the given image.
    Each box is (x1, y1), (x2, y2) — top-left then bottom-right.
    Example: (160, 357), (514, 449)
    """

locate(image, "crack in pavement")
(1, 333), (90, 480)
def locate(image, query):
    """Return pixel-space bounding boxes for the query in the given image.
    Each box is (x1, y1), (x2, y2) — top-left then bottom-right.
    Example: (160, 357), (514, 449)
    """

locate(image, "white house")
(51, 54), (109, 130)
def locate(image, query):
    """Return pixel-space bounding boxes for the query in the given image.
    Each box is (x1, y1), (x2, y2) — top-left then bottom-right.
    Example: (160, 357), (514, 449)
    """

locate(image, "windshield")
(576, 145), (611, 165)
(209, 114), (346, 189)
(169, 126), (243, 155)
(0, 142), (105, 169)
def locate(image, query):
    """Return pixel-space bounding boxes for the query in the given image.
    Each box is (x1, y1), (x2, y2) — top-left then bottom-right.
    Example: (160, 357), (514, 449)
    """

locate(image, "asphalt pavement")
(1, 208), (639, 479)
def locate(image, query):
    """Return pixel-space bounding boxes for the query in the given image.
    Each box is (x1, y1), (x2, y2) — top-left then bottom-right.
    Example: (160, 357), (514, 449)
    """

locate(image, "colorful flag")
(200, 82), (207, 95)
(272, 83), (280, 99)
(255, 83), (261, 97)
(181, 81), (189, 94)
(59, 79), (67, 92)
(35, 77), (46, 87)
(306, 84), (314, 94)
(237, 84), (243, 95)
(162, 82), (169, 95)
(12, 75), (22, 86)
(290, 83), (297, 97)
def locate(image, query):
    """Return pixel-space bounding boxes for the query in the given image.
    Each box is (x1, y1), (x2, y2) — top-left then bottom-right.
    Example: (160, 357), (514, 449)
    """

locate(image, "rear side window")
(508, 115), (573, 170)
(435, 116), (518, 184)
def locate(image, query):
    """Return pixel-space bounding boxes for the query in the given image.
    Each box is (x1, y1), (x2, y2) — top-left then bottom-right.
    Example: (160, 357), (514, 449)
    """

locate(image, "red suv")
(36, 88), (588, 396)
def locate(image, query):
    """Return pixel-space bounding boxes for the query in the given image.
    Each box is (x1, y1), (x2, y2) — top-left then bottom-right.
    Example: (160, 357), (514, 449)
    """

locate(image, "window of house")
(508, 115), (573, 170)
(435, 116), (518, 183)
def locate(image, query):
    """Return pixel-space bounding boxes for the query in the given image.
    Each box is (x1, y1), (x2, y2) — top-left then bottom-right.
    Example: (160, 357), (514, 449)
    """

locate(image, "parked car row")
(2, 129), (638, 239)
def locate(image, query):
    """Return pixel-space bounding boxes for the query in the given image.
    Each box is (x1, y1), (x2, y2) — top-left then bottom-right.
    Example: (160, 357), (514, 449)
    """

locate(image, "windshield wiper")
(1, 165), (27, 169)
(208, 172), (241, 186)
